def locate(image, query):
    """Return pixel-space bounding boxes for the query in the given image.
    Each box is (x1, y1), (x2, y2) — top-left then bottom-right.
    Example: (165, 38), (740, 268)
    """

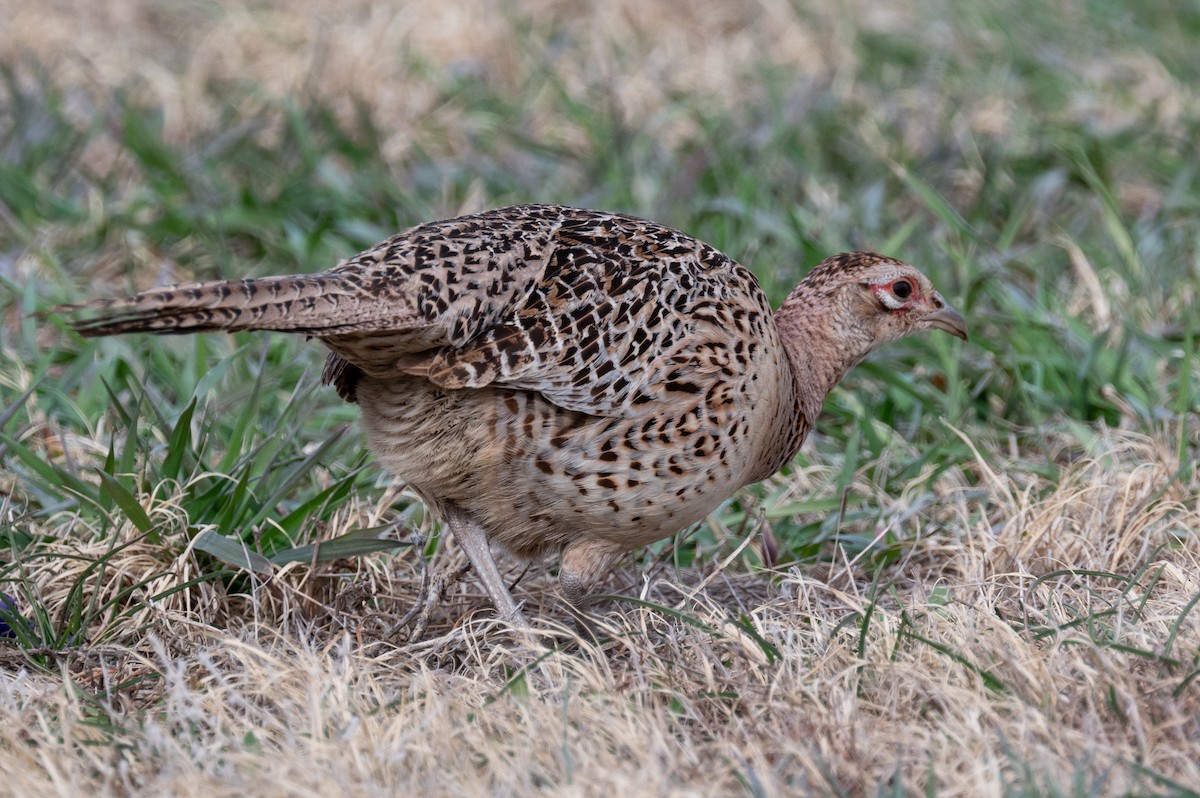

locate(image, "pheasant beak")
(923, 295), (968, 340)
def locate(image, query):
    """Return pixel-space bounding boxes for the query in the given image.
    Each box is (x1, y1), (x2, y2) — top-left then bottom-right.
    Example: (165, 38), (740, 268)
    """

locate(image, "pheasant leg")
(560, 569), (601, 642)
(442, 504), (527, 625)
(559, 542), (622, 640)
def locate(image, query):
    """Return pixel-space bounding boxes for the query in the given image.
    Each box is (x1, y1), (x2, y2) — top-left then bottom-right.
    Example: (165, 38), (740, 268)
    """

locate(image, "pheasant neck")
(772, 300), (873, 453)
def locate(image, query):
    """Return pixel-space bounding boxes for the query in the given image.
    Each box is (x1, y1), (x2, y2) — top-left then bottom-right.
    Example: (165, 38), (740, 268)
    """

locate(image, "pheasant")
(60, 204), (967, 625)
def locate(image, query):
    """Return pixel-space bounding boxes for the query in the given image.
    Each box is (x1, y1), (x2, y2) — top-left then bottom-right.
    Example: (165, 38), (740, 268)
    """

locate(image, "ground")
(0, 0), (1198, 795)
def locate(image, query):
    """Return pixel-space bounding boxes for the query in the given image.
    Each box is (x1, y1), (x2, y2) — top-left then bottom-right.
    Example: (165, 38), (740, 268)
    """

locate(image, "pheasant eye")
(892, 280), (913, 300)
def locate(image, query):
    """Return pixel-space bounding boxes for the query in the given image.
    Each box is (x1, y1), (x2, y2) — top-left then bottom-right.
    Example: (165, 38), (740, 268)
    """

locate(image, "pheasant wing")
(404, 213), (773, 417)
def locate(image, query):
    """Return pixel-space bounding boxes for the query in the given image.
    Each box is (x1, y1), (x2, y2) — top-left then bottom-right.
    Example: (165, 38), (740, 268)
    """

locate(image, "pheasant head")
(772, 251), (967, 425)
(778, 249), (965, 351)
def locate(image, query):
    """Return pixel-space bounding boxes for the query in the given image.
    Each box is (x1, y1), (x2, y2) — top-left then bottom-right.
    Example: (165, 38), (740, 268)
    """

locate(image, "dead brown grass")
(10, 0), (1189, 168)
(2, 1), (1198, 794)
(2, 429), (1197, 795)
(0, 0), (839, 162)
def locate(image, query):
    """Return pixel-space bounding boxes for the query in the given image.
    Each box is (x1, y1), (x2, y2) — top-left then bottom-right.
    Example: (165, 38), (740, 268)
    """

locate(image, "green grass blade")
(162, 397), (198, 482)
(192, 529), (273, 575)
(96, 471), (156, 538)
(0, 432), (98, 506)
(268, 524), (416, 565)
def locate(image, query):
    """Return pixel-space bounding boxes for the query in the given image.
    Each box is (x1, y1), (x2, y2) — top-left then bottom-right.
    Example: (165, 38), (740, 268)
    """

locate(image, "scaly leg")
(441, 503), (527, 625)
(559, 542), (620, 640)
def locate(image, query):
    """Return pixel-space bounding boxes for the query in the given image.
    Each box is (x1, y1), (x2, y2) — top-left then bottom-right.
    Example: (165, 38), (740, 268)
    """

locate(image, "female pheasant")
(62, 205), (967, 624)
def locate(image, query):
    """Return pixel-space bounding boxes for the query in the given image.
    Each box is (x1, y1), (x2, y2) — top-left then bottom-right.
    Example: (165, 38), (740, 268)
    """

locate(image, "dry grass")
(2, 429), (1197, 795)
(0, 0), (838, 165)
(2, 0), (1199, 795)
(8, 0), (1188, 184)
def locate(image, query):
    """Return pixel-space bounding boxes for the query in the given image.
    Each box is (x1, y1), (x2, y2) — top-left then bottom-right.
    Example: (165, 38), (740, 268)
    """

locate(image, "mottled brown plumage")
(60, 204), (967, 625)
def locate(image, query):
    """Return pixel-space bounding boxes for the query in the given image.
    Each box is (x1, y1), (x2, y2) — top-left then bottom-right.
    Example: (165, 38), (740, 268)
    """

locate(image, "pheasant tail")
(59, 274), (392, 337)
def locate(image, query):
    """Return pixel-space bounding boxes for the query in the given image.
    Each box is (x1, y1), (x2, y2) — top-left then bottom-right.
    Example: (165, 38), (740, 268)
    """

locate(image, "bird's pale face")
(850, 261), (968, 348)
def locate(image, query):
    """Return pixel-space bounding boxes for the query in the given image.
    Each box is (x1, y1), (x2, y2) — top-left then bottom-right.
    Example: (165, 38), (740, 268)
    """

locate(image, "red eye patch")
(870, 280), (917, 310)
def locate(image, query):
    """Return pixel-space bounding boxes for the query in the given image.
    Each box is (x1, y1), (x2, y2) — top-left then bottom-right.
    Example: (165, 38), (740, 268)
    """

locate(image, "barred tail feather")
(59, 274), (396, 337)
